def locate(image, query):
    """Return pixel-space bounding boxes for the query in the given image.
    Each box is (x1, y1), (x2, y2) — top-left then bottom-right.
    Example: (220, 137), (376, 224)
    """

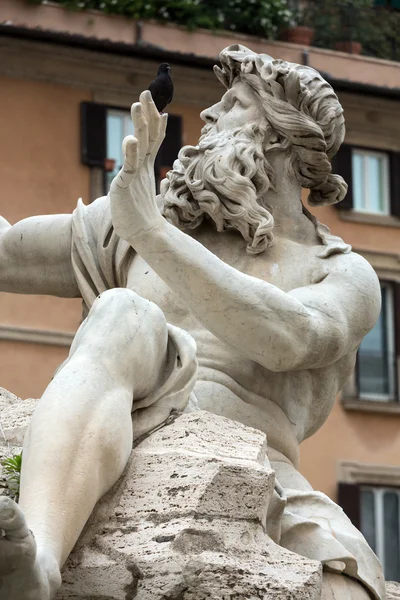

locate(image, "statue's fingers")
(123, 135), (138, 169)
(131, 102), (149, 161)
(151, 114), (168, 158)
(112, 136), (138, 190)
(140, 90), (161, 152)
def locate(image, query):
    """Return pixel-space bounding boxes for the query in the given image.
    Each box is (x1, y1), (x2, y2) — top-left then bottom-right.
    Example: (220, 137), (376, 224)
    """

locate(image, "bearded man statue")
(0, 45), (385, 600)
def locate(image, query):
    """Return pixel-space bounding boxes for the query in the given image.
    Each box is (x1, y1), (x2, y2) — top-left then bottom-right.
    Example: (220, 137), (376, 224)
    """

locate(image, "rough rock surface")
(1, 388), (323, 599)
(57, 410), (324, 599)
(387, 582), (400, 599)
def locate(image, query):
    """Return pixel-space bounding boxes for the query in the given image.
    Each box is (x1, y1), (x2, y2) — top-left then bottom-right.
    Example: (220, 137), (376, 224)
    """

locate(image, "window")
(81, 101), (183, 198)
(338, 465), (400, 584)
(361, 486), (400, 581)
(105, 109), (134, 191)
(352, 149), (390, 215)
(333, 144), (400, 219)
(357, 282), (397, 401)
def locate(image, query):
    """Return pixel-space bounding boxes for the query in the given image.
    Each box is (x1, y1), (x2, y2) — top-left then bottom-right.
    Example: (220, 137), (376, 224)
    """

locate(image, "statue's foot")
(0, 497), (61, 600)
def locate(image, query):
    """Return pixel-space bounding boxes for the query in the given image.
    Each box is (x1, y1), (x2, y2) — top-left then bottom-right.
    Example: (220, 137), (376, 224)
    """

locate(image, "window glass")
(352, 149), (389, 215)
(367, 155), (382, 213)
(358, 284), (395, 400)
(106, 110), (134, 191)
(352, 152), (364, 212)
(384, 491), (400, 581)
(361, 487), (400, 582)
(361, 489), (376, 552)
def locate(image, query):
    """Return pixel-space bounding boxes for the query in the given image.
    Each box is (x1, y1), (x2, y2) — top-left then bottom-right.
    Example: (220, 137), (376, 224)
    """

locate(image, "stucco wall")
(301, 398), (400, 500)
(0, 76), (90, 397)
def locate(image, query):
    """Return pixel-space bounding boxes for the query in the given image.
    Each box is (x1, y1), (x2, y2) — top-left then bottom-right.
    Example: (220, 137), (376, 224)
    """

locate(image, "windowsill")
(342, 397), (400, 414)
(339, 210), (400, 227)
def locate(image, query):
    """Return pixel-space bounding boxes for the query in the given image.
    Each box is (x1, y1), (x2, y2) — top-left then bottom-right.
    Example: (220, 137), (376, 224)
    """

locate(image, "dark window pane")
(361, 490), (376, 552)
(358, 287), (390, 396)
(383, 492), (400, 581)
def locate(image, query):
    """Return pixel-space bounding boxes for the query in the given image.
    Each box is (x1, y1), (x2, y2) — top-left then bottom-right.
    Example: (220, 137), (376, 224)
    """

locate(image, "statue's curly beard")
(161, 123), (276, 255)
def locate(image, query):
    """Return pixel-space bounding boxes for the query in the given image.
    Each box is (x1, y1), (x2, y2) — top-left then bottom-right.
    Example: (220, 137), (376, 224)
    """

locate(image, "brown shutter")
(394, 282), (400, 401)
(157, 114), (183, 170)
(338, 482), (361, 529)
(389, 152), (400, 218)
(81, 102), (107, 168)
(333, 144), (354, 210)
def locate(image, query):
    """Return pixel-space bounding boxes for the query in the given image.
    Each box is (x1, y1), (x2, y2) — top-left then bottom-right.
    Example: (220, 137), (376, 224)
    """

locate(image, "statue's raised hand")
(109, 90), (168, 244)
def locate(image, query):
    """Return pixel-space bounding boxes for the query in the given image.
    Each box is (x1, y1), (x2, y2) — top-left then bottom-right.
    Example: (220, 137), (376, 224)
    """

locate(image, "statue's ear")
(265, 131), (289, 151)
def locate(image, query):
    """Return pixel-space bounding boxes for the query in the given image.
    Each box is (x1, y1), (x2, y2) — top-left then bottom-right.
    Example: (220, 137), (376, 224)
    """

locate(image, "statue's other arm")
(0, 213), (79, 297)
(129, 224), (381, 372)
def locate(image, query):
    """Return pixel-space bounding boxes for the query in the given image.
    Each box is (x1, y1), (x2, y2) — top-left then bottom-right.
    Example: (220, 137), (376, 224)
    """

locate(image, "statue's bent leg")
(0, 288), (169, 600)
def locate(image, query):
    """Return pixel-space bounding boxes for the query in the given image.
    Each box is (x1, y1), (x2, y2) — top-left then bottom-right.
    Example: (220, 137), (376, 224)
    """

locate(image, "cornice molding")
(0, 36), (221, 107)
(0, 325), (74, 347)
(352, 248), (400, 281)
(338, 460), (400, 486)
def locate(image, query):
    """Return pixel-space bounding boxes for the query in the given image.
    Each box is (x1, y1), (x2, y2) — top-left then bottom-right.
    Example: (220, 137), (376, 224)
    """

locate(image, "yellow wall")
(299, 201), (400, 499)
(301, 398), (400, 500)
(0, 77), (90, 397)
(0, 78), (206, 399)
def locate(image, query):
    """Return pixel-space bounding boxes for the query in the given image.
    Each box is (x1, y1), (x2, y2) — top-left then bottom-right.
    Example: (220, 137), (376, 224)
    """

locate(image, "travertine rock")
(386, 582), (400, 599)
(0, 394), (323, 599)
(0, 388), (37, 494)
(58, 411), (322, 600)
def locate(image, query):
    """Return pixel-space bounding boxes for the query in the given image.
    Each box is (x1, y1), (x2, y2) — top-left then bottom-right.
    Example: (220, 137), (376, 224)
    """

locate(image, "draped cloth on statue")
(70, 197), (385, 600)
(70, 197), (198, 443)
(271, 463), (386, 600)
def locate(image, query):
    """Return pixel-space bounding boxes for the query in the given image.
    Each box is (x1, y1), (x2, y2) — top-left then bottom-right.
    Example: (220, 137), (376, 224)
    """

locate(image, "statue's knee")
(92, 288), (145, 318)
(89, 289), (167, 350)
(90, 289), (163, 331)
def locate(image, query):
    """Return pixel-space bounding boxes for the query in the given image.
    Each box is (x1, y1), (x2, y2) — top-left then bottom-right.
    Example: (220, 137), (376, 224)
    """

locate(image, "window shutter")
(389, 152), (400, 218)
(157, 115), (183, 169)
(333, 144), (354, 210)
(394, 283), (400, 400)
(338, 482), (361, 529)
(81, 102), (107, 168)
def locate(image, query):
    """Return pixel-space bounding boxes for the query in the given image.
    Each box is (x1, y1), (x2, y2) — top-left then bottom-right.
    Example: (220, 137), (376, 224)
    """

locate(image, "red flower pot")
(281, 26), (314, 46)
(335, 40), (362, 55)
(104, 158), (116, 172)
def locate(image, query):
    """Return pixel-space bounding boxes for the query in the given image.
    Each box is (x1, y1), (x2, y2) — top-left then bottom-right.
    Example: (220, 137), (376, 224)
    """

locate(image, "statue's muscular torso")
(125, 220), (356, 466)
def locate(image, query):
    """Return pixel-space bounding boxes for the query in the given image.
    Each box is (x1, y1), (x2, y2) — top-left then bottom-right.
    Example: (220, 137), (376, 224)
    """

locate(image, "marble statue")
(0, 44), (385, 599)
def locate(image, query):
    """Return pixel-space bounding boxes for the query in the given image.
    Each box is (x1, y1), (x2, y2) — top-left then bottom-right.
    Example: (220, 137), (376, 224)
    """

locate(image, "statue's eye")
(233, 97), (244, 109)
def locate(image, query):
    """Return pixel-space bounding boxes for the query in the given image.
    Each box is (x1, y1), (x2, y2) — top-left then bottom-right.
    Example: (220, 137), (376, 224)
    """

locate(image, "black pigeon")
(148, 63), (174, 113)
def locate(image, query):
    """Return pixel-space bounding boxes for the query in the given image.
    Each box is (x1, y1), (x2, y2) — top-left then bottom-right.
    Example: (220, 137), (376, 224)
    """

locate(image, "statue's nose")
(200, 104), (219, 124)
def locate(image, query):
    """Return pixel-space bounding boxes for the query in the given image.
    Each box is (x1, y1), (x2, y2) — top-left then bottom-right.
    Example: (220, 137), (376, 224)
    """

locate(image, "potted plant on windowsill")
(280, 0), (315, 46)
(333, 0), (370, 54)
(309, 0), (371, 55)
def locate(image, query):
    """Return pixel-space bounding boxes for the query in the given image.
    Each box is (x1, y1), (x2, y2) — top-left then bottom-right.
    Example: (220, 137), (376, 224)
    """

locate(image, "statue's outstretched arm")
(110, 93), (381, 373)
(0, 213), (79, 297)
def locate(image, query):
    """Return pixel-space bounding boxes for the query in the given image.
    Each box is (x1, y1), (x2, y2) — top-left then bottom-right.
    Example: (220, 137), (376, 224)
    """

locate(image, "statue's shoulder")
(324, 249), (381, 303)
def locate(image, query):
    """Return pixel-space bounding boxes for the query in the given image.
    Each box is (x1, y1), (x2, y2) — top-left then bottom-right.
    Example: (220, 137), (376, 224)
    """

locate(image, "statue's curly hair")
(215, 45), (348, 208)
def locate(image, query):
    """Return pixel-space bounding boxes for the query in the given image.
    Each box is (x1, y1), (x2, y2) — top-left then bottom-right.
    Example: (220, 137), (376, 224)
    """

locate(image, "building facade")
(1, 0), (400, 582)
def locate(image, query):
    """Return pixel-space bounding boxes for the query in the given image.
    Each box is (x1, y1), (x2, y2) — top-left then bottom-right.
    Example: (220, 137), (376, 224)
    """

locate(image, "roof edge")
(2, 24), (400, 99)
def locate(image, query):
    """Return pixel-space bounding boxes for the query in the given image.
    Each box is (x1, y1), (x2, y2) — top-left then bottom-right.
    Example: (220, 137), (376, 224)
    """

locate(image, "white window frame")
(352, 148), (390, 216)
(361, 485), (400, 580)
(358, 282), (396, 402)
(105, 108), (133, 192)
(107, 108), (133, 145)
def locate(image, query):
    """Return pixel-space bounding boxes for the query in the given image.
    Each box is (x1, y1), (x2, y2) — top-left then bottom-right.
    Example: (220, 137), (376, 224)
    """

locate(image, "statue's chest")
(126, 233), (327, 321)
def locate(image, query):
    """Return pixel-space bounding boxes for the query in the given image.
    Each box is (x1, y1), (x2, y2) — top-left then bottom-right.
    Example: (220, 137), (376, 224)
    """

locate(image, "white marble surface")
(0, 44), (384, 599)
